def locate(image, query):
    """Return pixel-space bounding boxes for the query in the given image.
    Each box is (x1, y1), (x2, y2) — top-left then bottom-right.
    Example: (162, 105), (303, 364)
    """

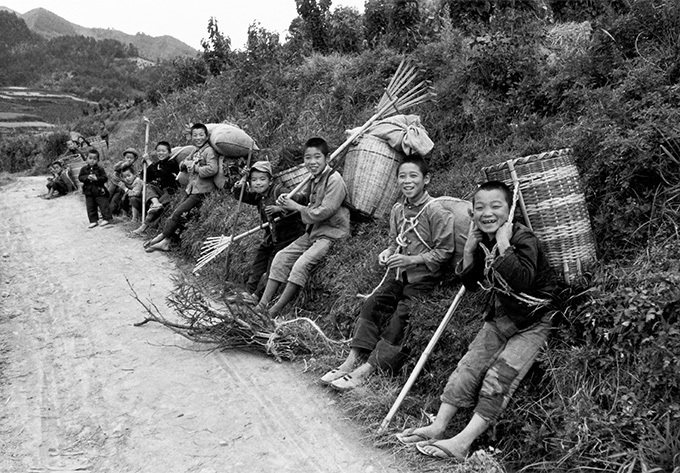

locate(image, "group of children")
(63, 123), (558, 462)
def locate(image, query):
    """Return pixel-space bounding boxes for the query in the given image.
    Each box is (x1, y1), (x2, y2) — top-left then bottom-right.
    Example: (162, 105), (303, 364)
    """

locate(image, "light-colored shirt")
(299, 166), (350, 241)
(387, 191), (456, 283)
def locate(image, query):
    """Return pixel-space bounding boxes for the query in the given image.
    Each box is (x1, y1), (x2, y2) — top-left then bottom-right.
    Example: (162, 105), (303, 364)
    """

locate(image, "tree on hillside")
(295, 0), (332, 52)
(327, 6), (364, 54)
(0, 11), (37, 51)
(201, 17), (232, 76)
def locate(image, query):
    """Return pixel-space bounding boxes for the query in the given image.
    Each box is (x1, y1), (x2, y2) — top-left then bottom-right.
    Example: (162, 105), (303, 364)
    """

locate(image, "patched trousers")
(441, 313), (553, 423)
(268, 233), (332, 287)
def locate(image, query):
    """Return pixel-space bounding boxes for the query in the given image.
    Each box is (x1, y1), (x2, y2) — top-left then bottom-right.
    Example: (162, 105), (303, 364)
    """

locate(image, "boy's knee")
(480, 360), (518, 399)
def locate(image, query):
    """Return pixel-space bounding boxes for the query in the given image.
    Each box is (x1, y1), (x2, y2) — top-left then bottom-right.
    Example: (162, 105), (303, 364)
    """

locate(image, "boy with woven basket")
(322, 155), (458, 391)
(396, 180), (557, 461)
(44, 160), (76, 199)
(255, 137), (350, 317)
(231, 160), (306, 300)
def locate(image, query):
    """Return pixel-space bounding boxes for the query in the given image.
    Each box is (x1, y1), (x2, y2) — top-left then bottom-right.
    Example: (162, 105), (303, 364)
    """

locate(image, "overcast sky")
(1, 0), (366, 50)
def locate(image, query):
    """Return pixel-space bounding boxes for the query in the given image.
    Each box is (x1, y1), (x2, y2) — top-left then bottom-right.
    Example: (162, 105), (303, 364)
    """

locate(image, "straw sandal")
(395, 428), (432, 446)
(415, 441), (464, 462)
(320, 368), (349, 385)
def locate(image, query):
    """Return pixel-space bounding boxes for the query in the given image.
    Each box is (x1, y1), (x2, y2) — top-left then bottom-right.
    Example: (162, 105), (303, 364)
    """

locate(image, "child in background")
(109, 148), (139, 216)
(145, 123), (218, 253)
(322, 155), (457, 391)
(231, 161), (306, 300)
(119, 164), (144, 222)
(397, 181), (557, 461)
(98, 120), (110, 149)
(132, 141), (179, 235)
(78, 149), (112, 228)
(44, 160), (75, 199)
(255, 137), (350, 317)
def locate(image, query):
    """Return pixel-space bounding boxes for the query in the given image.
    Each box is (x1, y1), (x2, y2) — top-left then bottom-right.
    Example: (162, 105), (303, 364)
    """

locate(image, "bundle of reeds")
(130, 277), (343, 362)
(194, 59), (434, 274)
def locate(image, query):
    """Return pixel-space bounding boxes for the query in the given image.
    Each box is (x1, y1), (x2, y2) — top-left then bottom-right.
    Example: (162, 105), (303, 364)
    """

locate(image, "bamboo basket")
(482, 148), (596, 284)
(273, 163), (310, 190)
(87, 136), (107, 160)
(343, 135), (405, 219)
(62, 153), (86, 186)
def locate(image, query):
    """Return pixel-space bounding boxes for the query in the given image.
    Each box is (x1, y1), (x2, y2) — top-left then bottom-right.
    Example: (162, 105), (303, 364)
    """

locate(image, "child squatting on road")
(396, 180), (557, 461)
(255, 137), (350, 317)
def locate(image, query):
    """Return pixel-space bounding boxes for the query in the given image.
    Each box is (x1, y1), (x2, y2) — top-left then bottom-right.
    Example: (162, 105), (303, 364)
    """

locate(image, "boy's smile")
(249, 171), (271, 194)
(397, 162), (429, 202)
(473, 189), (510, 237)
(156, 146), (170, 161)
(192, 129), (209, 148)
(303, 146), (327, 177)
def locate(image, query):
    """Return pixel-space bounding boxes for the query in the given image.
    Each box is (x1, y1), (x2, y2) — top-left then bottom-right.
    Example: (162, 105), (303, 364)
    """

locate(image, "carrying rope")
(475, 164), (551, 308)
(357, 196), (455, 300)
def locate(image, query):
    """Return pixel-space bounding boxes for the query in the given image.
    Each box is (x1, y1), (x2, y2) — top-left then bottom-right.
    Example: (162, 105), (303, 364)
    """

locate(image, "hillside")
(17, 7), (196, 61)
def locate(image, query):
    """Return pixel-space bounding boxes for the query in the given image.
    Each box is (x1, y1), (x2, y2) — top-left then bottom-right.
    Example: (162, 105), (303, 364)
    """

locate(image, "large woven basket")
(273, 163), (310, 190)
(343, 135), (405, 219)
(61, 153), (86, 186)
(482, 148), (596, 284)
(87, 136), (107, 160)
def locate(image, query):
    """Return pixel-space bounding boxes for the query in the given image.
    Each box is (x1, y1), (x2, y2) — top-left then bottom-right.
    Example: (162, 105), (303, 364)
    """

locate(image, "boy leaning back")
(397, 181), (556, 461)
(78, 149), (113, 228)
(232, 161), (306, 300)
(255, 137), (350, 317)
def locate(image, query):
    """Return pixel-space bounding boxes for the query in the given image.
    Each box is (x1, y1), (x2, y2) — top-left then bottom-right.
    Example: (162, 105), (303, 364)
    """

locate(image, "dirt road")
(0, 177), (404, 473)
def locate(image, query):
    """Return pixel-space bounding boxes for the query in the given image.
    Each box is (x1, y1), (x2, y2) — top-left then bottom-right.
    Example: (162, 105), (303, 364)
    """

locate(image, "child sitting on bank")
(396, 180), (557, 461)
(322, 155), (460, 391)
(231, 161), (306, 300)
(119, 164), (144, 222)
(132, 141), (179, 235)
(255, 137), (350, 317)
(109, 148), (139, 216)
(145, 123), (219, 253)
(44, 160), (76, 199)
(78, 149), (113, 228)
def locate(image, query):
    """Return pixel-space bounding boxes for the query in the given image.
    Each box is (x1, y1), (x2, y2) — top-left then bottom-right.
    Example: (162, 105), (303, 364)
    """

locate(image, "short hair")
(397, 155), (429, 177)
(88, 149), (100, 160)
(156, 141), (172, 152)
(191, 123), (209, 135)
(474, 180), (513, 207)
(303, 137), (329, 156)
(119, 163), (136, 175)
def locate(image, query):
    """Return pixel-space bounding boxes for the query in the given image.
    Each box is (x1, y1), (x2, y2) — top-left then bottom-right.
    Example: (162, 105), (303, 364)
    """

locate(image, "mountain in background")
(2, 6), (196, 61)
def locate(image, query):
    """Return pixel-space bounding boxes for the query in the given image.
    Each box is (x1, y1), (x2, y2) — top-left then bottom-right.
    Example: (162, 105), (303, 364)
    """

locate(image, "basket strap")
(506, 159), (533, 232)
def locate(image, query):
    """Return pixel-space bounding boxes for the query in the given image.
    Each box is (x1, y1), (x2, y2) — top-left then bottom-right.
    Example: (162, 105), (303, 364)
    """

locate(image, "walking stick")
(224, 143), (255, 273)
(141, 116), (150, 223)
(378, 286), (466, 434)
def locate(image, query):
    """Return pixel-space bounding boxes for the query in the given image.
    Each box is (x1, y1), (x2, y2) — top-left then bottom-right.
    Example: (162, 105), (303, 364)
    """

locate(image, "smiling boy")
(231, 161), (305, 299)
(397, 180), (557, 461)
(255, 137), (350, 317)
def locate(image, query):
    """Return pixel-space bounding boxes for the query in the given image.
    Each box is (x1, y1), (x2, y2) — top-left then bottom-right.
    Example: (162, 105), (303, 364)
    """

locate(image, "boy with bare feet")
(78, 149), (112, 228)
(255, 137), (350, 317)
(396, 181), (556, 461)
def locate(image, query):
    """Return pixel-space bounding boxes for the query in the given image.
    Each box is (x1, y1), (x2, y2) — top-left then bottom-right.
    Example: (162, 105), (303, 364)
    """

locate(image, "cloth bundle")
(346, 114), (434, 156)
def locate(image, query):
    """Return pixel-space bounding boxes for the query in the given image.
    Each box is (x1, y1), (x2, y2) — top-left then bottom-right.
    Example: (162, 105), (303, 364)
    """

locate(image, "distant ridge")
(11, 6), (196, 61)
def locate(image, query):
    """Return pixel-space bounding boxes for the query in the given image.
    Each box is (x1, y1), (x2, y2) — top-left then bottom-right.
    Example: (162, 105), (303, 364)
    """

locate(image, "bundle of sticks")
(130, 278), (343, 362)
(194, 59), (434, 274)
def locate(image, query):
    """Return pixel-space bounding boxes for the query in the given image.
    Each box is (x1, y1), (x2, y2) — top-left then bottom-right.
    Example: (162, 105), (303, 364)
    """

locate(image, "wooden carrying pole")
(223, 143), (255, 272)
(378, 286), (466, 434)
(141, 117), (150, 222)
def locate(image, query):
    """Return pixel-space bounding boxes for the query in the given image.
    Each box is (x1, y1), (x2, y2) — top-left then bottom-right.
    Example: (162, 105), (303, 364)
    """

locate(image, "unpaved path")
(0, 177), (404, 473)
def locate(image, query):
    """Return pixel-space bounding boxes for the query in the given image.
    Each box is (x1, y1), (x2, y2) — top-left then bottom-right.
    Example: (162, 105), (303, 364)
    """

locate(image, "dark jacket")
(78, 163), (108, 197)
(232, 182), (306, 246)
(147, 157), (179, 190)
(459, 222), (556, 329)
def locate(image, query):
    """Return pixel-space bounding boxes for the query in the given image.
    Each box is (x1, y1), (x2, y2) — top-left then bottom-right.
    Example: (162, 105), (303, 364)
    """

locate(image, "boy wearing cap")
(231, 161), (306, 299)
